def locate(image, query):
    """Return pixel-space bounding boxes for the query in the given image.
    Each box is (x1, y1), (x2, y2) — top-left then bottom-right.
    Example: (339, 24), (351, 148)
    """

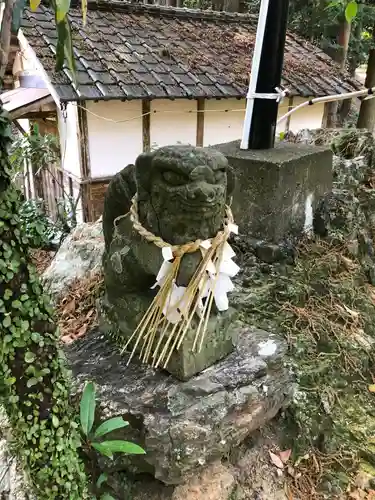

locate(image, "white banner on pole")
(240, 0), (271, 150)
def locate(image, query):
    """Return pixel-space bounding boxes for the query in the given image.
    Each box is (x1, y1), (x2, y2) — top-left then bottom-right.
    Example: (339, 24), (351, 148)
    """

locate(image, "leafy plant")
(9, 124), (60, 181)
(79, 382), (146, 499)
(326, 0), (358, 22)
(55, 195), (79, 237)
(18, 196), (79, 249)
(287, 0), (372, 78)
(80, 382), (145, 459)
(8, 0), (88, 78)
(18, 198), (57, 248)
(10, 123), (79, 247)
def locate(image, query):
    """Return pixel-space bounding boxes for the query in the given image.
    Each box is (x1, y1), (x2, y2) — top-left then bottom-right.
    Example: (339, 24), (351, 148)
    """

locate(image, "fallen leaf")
(342, 304), (360, 318)
(279, 449), (292, 464)
(63, 299), (76, 315)
(368, 385), (375, 393)
(86, 309), (94, 319)
(341, 256), (356, 270)
(287, 465), (295, 477)
(269, 451), (284, 469)
(76, 324), (88, 338)
(349, 490), (367, 500)
(294, 453), (310, 467)
(61, 335), (74, 345)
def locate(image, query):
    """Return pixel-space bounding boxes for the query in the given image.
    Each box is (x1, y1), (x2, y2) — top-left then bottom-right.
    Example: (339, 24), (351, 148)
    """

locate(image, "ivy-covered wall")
(0, 104), (88, 498)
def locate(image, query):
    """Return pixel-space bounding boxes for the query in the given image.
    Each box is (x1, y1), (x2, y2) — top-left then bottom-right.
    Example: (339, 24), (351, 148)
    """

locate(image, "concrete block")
(211, 140), (332, 242)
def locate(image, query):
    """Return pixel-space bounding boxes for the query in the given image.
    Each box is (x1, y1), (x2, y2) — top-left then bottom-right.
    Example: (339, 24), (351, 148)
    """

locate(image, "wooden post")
(77, 102), (92, 221)
(142, 100), (151, 152)
(285, 96), (293, 133)
(196, 99), (205, 147)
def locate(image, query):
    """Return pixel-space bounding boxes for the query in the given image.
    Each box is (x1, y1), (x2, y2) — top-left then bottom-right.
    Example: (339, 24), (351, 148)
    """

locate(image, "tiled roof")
(20, 1), (363, 102)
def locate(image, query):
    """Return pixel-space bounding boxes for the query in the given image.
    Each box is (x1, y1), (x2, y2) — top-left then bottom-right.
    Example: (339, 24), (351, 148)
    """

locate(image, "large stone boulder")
(42, 220), (104, 301)
(0, 410), (32, 500)
(65, 326), (293, 485)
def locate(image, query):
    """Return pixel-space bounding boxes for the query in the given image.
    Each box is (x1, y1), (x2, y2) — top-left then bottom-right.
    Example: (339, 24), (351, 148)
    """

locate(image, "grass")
(236, 237), (375, 498)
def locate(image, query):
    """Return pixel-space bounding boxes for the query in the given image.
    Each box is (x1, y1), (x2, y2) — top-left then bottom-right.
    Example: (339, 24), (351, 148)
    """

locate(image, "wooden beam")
(8, 98), (56, 121)
(14, 110), (56, 120)
(77, 101), (92, 221)
(196, 99), (205, 147)
(142, 100), (151, 152)
(13, 119), (27, 135)
(285, 96), (293, 133)
(81, 175), (114, 185)
(77, 102), (91, 179)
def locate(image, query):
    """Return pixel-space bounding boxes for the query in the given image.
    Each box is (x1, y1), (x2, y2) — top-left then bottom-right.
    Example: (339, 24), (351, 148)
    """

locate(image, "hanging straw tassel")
(121, 196), (235, 369)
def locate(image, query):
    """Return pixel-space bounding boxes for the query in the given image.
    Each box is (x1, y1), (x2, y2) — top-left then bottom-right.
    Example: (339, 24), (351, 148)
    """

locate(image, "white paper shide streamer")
(153, 237), (240, 324)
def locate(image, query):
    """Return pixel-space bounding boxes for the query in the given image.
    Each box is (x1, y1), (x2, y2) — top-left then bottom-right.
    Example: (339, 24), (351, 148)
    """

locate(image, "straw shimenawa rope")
(121, 195), (235, 369)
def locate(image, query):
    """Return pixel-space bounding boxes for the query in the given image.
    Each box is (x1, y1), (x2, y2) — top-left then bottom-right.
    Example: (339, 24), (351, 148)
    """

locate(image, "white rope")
(277, 86), (375, 125)
(76, 103), (293, 125)
(246, 87), (289, 103)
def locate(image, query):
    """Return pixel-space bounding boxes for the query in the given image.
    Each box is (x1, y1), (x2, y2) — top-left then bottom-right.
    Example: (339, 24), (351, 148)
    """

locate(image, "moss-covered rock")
(233, 128), (375, 496)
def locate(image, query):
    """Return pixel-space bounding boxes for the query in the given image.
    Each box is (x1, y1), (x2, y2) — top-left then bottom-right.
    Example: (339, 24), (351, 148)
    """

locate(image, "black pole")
(247, 0), (290, 150)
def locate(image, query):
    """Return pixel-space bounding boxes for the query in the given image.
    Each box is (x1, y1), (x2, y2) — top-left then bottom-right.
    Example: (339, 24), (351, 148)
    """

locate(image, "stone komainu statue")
(102, 163), (137, 252)
(100, 145), (237, 380)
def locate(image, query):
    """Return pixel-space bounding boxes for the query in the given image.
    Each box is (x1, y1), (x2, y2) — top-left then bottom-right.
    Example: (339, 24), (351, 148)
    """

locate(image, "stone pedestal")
(211, 140), (332, 242)
(65, 325), (293, 485)
(99, 298), (238, 381)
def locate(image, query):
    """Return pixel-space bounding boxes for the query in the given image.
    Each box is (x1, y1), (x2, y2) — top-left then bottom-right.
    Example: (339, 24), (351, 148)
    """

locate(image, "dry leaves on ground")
(29, 249), (55, 274)
(57, 271), (104, 344)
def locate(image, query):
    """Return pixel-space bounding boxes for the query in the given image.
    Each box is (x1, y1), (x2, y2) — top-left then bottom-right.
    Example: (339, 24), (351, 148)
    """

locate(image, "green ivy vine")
(0, 104), (88, 497)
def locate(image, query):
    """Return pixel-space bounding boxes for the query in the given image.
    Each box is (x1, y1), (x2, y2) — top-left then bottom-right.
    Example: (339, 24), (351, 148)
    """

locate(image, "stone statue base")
(65, 325), (293, 485)
(99, 297), (238, 381)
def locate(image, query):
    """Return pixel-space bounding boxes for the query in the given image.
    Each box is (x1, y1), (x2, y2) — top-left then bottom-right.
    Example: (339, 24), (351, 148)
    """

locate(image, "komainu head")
(135, 145), (235, 244)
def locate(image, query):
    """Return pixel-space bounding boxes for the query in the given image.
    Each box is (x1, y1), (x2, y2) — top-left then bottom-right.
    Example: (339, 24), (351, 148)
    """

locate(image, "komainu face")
(136, 146), (235, 244)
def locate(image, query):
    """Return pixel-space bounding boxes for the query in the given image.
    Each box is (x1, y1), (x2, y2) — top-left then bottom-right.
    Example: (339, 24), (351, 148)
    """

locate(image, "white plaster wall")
(86, 100), (143, 178)
(150, 99), (197, 149)
(85, 96), (325, 179)
(288, 97), (325, 132)
(57, 102), (81, 178)
(203, 98), (245, 147)
(203, 98), (291, 147)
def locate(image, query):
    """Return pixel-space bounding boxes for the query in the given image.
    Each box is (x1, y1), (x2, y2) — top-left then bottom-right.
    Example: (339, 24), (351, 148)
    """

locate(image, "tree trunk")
(357, 23), (375, 130)
(212, 0), (224, 10)
(0, 0), (15, 80)
(338, 98), (351, 127)
(326, 17), (352, 128)
(325, 101), (338, 128)
(223, 0), (240, 12)
(338, 18), (351, 71)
